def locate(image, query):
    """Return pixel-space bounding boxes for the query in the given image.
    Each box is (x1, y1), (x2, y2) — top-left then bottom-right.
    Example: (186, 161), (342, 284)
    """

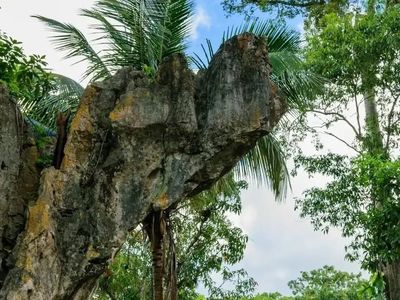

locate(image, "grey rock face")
(0, 34), (286, 299)
(0, 85), (41, 289)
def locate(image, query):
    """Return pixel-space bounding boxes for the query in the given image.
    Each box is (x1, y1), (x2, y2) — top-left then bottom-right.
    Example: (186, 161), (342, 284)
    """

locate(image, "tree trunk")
(383, 262), (400, 300)
(363, 89), (399, 299)
(0, 33), (285, 299)
(362, 89), (384, 156)
(143, 210), (165, 300)
(163, 210), (178, 300)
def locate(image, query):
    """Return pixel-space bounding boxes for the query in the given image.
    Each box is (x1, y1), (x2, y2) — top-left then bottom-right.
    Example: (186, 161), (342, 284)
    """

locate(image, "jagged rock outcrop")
(0, 33), (286, 299)
(0, 86), (41, 289)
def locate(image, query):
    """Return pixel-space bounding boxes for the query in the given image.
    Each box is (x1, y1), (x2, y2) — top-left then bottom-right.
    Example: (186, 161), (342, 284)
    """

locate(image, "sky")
(0, 0), (364, 296)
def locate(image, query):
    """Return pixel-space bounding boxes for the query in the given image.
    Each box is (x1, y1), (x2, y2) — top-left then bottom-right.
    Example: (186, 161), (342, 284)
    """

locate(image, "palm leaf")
(191, 20), (300, 70)
(87, 0), (158, 70)
(79, 8), (137, 71)
(33, 15), (111, 81)
(25, 74), (84, 128)
(272, 69), (325, 111)
(222, 20), (300, 52)
(235, 134), (290, 201)
(152, 0), (194, 60)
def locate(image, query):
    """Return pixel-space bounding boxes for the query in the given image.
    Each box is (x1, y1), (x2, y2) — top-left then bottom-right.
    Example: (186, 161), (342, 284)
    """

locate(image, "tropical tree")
(221, 0), (350, 20)
(285, 1), (400, 298)
(0, 31), (53, 109)
(229, 266), (380, 300)
(288, 266), (369, 300)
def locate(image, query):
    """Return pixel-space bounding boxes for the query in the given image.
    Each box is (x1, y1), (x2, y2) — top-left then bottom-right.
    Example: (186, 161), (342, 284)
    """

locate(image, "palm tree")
(28, 1), (323, 298)
(34, 0), (193, 81)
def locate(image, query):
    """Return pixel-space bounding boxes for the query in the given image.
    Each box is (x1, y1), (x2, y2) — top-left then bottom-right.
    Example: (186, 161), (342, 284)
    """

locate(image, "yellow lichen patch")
(109, 94), (135, 123)
(26, 200), (51, 238)
(61, 139), (88, 170)
(16, 255), (33, 272)
(21, 272), (33, 283)
(157, 193), (169, 210)
(250, 109), (261, 129)
(86, 244), (101, 260)
(25, 169), (57, 237)
(70, 86), (96, 134)
(61, 86), (97, 170)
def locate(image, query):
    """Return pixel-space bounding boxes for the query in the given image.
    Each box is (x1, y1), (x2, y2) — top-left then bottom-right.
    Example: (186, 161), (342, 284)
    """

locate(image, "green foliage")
(95, 233), (153, 300)
(34, 0), (194, 81)
(246, 292), (293, 299)
(27, 74), (84, 129)
(220, 0), (350, 19)
(303, 5), (400, 153)
(94, 175), (257, 299)
(0, 31), (82, 130)
(305, 7), (400, 93)
(295, 154), (400, 271)
(0, 31), (53, 105)
(361, 272), (386, 300)
(28, 121), (56, 168)
(287, 265), (368, 299)
(288, 3), (400, 285)
(35, 154), (53, 169)
(238, 266), (380, 300)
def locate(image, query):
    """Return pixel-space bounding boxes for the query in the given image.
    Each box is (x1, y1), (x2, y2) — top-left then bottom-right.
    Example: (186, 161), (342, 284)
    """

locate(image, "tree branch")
(324, 131), (361, 154)
(353, 89), (362, 142)
(266, 0), (325, 8)
(177, 209), (214, 273)
(311, 109), (361, 139)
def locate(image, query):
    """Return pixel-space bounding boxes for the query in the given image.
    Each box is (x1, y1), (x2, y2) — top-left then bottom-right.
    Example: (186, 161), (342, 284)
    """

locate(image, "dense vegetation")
(1, 0), (399, 298)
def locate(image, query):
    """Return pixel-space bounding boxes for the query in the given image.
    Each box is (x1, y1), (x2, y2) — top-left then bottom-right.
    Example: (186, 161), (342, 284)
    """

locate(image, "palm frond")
(87, 0), (158, 70)
(235, 134), (290, 201)
(33, 15), (111, 81)
(189, 38), (213, 70)
(222, 20), (300, 53)
(273, 69), (325, 110)
(190, 20), (301, 72)
(80, 8), (136, 71)
(153, 0), (194, 59)
(36, 0), (194, 79)
(24, 74), (84, 128)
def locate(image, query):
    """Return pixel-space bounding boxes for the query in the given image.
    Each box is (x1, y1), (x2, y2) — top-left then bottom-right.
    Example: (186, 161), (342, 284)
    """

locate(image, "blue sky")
(187, 0), (302, 66)
(0, 0), (364, 295)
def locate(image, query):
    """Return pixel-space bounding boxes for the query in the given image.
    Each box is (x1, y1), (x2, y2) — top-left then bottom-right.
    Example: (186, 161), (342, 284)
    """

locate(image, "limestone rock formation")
(0, 86), (41, 289)
(0, 33), (286, 299)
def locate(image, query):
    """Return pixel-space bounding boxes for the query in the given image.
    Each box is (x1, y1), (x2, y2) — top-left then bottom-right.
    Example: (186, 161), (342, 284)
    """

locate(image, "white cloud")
(227, 184), (366, 295)
(189, 7), (211, 40)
